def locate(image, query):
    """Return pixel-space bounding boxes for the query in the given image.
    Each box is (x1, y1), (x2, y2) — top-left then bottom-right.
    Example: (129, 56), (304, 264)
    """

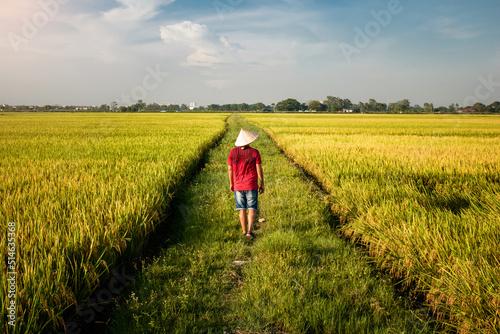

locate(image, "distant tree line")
(2, 98), (499, 114)
(206, 102), (270, 112)
(274, 97), (500, 114)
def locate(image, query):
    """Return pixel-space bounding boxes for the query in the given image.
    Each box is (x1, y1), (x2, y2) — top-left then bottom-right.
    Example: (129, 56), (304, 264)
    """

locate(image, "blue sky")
(1, 0), (499, 107)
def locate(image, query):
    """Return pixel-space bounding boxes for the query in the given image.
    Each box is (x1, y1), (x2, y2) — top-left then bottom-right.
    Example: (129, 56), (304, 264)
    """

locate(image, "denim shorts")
(234, 190), (258, 211)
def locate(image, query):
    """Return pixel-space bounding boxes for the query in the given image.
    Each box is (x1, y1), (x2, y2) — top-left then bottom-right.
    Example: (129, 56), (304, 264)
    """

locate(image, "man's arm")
(257, 163), (264, 194)
(228, 165), (234, 192)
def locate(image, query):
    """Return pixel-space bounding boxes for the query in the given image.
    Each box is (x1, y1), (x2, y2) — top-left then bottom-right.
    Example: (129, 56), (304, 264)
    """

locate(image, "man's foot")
(245, 232), (255, 240)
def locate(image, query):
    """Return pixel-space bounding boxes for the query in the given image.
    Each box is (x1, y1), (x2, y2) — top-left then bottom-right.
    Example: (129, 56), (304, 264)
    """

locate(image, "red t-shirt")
(227, 146), (262, 191)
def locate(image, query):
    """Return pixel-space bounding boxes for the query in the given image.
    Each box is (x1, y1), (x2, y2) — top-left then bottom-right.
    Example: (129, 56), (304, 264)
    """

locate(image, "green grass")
(109, 114), (435, 333)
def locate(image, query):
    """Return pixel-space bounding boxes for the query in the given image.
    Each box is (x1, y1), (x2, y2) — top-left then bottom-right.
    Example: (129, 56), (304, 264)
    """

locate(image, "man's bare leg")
(247, 209), (256, 233)
(239, 209), (247, 234)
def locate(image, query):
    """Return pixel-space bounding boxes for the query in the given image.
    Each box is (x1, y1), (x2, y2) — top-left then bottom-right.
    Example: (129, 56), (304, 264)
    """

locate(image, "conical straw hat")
(235, 129), (259, 147)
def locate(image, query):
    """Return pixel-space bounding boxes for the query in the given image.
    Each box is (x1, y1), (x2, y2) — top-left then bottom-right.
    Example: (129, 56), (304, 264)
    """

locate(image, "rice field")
(109, 114), (435, 333)
(0, 112), (228, 334)
(242, 113), (500, 333)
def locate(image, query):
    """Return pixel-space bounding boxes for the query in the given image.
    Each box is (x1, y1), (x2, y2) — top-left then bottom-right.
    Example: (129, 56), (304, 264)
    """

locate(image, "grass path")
(109, 114), (435, 333)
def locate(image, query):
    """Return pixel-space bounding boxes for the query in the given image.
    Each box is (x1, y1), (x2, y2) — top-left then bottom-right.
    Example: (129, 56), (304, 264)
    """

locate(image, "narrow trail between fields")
(108, 114), (435, 333)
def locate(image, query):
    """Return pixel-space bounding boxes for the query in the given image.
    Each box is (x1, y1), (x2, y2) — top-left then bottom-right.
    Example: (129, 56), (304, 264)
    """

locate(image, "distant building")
(461, 107), (477, 113)
(189, 102), (196, 110)
(342, 108), (360, 113)
(75, 106), (91, 111)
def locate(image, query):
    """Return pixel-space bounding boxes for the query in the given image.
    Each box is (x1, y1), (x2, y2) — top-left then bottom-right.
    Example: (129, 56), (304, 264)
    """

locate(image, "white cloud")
(160, 21), (210, 43)
(185, 48), (222, 67)
(219, 36), (241, 50)
(198, 6), (332, 64)
(102, 0), (175, 22)
(160, 21), (242, 67)
(155, 8), (333, 99)
(47, 0), (178, 64)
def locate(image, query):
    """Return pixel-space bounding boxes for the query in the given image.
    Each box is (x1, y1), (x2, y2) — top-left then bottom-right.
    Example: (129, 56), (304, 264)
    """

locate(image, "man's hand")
(257, 164), (264, 194)
(228, 165), (234, 192)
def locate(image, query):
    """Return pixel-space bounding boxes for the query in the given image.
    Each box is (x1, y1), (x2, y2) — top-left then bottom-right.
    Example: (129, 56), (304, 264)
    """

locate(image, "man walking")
(227, 129), (265, 240)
